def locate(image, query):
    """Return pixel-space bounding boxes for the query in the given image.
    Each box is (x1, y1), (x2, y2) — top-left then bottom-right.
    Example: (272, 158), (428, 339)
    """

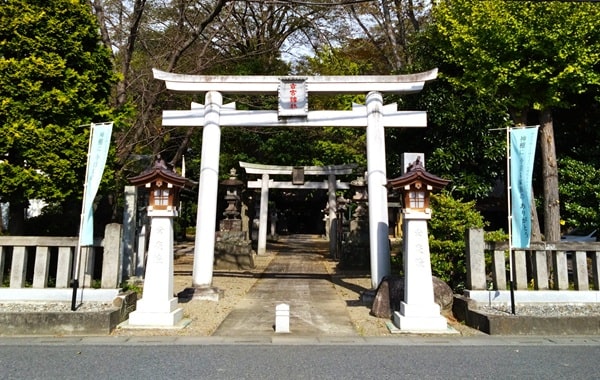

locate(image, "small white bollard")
(275, 303), (290, 333)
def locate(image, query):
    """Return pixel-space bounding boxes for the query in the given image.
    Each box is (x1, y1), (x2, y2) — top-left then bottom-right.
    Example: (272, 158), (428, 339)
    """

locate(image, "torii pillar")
(258, 173), (269, 255)
(366, 91), (391, 288)
(179, 91), (224, 301)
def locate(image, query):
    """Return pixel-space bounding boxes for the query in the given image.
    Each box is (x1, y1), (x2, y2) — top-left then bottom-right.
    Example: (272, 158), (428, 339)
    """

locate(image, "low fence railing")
(465, 229), (600, 302)
(0, 223), (122, 302)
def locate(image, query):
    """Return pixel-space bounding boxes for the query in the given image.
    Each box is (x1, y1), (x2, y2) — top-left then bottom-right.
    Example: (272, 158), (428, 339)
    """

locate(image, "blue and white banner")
(510, 126), (539, 248)
(79, 123), (112, 246)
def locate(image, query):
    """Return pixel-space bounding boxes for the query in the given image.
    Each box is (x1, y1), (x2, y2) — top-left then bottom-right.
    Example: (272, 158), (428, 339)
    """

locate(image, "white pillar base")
(393, 302), (447, 332)
(134, 297), (179, 314)
(128, 297), (183, 327)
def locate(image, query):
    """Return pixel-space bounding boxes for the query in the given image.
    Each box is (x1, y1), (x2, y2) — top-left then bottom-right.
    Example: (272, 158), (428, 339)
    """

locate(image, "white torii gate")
(154, 68), (437, 292)
(239, 161), (356, 257)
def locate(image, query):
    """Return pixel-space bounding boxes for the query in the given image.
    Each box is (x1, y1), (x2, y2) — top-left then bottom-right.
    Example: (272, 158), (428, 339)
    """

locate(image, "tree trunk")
(8, 201), (26, 235)
(539, 107), (561, 242)
(530, 191), (542, 241)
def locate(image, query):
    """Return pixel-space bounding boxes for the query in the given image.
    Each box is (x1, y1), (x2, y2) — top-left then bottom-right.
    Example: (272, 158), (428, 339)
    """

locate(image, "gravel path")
(478, 303), (600, 317)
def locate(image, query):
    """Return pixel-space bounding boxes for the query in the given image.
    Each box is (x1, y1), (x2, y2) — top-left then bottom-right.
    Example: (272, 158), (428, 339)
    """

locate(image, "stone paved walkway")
(212, 235), (357, 337)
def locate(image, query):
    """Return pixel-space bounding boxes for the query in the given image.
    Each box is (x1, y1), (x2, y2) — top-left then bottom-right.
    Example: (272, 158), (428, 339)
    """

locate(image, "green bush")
(428, 191), (486, 292)
(558, 157), (600, 231)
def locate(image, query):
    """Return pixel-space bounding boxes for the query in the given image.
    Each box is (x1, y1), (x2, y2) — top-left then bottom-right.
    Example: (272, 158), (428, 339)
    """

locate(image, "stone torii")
(239, 161), (357, 257)
(153, 68), (437, 295)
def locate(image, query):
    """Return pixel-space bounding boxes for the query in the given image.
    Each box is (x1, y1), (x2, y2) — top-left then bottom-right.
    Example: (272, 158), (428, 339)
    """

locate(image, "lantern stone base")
(214, 230), (255, 270)
(393, 302), (448, 331)
(178, 286), (224, 302)
(127, 297), (183, 327)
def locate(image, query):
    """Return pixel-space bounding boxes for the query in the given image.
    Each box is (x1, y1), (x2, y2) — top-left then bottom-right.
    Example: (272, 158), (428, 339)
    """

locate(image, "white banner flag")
(510, 126), (538, 248)
(79, 123), (113, 246)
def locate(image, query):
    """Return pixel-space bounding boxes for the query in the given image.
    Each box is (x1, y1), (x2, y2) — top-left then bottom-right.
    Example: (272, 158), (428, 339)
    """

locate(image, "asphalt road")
(1, 337), (598, 379)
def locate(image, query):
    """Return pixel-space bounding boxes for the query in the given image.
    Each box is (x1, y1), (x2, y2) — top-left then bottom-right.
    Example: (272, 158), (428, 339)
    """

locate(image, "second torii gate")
(154, 69), (437, 292)
(239, 161), (356, 257)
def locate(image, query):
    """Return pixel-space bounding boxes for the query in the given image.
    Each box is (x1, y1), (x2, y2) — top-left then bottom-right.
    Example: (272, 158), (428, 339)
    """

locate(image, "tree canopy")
(0, 0), (115, 234)
(3, 0), (600, 242)
(421, 0), (600, 241)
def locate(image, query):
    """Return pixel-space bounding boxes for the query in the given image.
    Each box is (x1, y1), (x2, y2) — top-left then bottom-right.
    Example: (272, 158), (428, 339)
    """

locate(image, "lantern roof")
(220, 168), (244, 187)
(128, 155), (193, 189)
(387, 157), (450, 190)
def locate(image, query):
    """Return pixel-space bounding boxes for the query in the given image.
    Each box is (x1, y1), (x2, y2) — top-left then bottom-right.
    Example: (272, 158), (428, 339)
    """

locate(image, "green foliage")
(121, 280), (143, 295)
(392, 80), (510, 200)
(425, 0), (600, 111)
(428, 191), (486, 291)
(0, 0), (116, 233)
(411, 1), (600, 203)
(484, 229), (508, 243)
(558, 157), (600, 230)
(418, 0), (600, 241)
(213, 47), (373, 176)
(301, 47), (374, 76)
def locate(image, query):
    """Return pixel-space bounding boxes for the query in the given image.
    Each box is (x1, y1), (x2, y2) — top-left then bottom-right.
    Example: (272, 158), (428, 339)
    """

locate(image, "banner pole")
(506, 127), (516, 315)
(72, 123), (95, 311)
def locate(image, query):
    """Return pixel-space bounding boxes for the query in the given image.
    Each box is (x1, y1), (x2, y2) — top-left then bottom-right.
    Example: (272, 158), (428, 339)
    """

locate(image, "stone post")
(56, 247), (72, 288)
(573, 251), (589, 290)
(121, 185), (137, 282)
(592, 251), (600, 292)
(32, 247), (50, 288)
(492, 250), (507, 290)
(553, 251), (569, 290)
(532, 250), (549, 290)
(512, 250), (528, 290)
(135, 224), (147, 277)
(78, 246), (94, 288)
(465, 228), (486, 290)
(101, 223), (122, 289)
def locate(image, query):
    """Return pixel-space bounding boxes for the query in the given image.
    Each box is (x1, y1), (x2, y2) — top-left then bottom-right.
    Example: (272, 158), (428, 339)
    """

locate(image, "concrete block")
(454, 294), (600, 335)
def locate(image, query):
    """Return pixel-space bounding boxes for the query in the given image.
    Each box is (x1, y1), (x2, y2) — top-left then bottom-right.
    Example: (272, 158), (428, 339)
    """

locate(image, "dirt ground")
(112, 250), (483, 337)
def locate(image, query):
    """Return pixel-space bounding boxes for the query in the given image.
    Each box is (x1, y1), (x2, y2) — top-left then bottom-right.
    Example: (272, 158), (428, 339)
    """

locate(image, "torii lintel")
(153, 68), (438, 94)
(239, 161), (357, 176)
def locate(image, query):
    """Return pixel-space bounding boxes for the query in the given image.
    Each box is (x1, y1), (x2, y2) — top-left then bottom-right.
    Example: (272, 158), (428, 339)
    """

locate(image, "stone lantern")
(220, 168), (244, 228)
(212, 168), (255, 270)
(126, 155), (192, 328)
(339, 175), (370, 268)
(387, 156), (450, 332)
(350, 175), (368, 220)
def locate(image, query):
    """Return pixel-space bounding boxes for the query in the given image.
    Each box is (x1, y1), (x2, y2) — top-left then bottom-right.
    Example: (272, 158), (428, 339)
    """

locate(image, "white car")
(561, 228), (598, 242)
